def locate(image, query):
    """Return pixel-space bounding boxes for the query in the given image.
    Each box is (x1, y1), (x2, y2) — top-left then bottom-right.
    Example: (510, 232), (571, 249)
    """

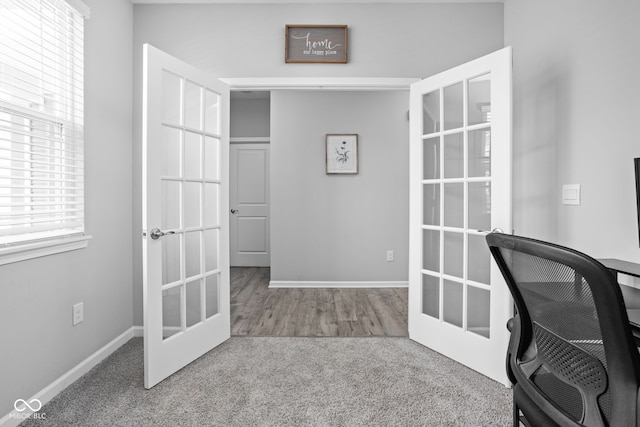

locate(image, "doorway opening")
(229, 91), (271, 268)
(228, 88), (412, 337)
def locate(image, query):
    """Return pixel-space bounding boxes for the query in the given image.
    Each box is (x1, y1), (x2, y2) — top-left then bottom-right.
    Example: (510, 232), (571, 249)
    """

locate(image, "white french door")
(142, 44), (230, 389)
(408, 47), (513, 386)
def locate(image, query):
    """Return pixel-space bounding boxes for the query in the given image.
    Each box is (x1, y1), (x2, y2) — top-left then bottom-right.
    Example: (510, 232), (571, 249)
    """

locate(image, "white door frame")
(223, 77), (419, 268)
(229, 138), (271, 267)
(222, 77), (420, 92)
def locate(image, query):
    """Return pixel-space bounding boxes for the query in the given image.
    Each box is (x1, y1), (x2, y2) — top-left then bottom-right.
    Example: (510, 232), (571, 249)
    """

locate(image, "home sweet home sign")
(285, 25), (348, 63)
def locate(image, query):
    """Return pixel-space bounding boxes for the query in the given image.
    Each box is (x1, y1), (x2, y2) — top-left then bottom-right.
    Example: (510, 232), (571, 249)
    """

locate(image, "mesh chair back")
(486, 233), (640, 426)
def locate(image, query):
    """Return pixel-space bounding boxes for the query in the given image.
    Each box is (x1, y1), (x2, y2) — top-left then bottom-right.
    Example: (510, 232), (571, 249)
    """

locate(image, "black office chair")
(486, 233), (640, 426)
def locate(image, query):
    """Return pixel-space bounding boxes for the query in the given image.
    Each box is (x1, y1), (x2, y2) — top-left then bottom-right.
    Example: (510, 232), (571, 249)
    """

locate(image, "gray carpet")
(21, 337), (511, 426)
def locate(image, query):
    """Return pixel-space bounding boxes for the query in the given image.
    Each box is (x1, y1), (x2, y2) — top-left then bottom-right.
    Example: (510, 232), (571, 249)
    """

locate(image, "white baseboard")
(269, 280), (408, 288)
(1, 327), (135, 427)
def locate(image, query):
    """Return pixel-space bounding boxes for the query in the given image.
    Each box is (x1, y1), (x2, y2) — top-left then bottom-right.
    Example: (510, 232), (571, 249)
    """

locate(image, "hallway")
(230, 267), (408, 337)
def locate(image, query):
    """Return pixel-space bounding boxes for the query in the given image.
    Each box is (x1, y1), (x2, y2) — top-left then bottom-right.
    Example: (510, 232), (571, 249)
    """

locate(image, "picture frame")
(285, 25), (348, 64)
(326, 134), (358, 174)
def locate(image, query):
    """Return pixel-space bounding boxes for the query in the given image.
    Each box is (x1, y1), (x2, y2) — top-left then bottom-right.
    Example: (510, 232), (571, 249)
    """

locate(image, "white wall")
(271, 91), (409, 282)
(505, 0), (640, 263)
(132, 2), (504, 323)
(0, 0), (133, 417)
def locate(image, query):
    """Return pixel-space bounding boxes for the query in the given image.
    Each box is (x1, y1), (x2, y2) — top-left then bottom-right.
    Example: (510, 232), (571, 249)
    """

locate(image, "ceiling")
(131, 0), (503, 4)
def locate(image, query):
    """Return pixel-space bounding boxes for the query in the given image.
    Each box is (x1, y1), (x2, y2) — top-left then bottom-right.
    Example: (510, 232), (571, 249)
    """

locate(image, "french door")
(142, 44), (230, 389)
(408, 47), (513, 386)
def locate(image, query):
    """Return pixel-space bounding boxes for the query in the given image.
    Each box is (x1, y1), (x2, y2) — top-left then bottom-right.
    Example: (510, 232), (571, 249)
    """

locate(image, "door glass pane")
(162, 286), (181, 339)
(204, 228), (219, 273)
(422, 229), (440, 272)
(443, 183), (463, 228)
(162, 233), (181, 285)
(423, 184), (440, 226)
(204, 136), (220, 181)
(468, 233), (490, 284)
(443, 279), (463, 327)
(423, 136), (439, 180)
(444, 232), (463, 278)
(468, 129), (491, 178)
(184, 81), (202, 131)
(422, 90), (440, 133)
(204, 89), (220, 135)
(422, 274), (439, 318)
(162, 126), (181, 177)
(469, 182), (491, 231)
(205, 274), (219, 318)
(161, 180), (180, 230)
(185, 231), (201, 279)
(184, 131), (202, 179)
(186, 279), (202, 327)
(162, 71), (181, 126)
(443, 133), (463, 179)
(204, 183), (219, 227)
(443, 82), (463, 130)
(468, 73), (491, 126)
(468, 286), (490, 338)
(184, 182), (201, 229)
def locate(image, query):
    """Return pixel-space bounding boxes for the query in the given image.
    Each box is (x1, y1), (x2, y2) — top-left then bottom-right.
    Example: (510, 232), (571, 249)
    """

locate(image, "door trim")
(230, 137), (270, 143)
(223, 77), (420, 92)
(269, 280), (409, 289)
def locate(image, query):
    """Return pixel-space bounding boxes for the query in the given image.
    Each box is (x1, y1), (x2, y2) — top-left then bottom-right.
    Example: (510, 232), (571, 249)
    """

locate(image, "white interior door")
(408, 47), (513, 386)
(142, 44), (230, 389)
(230, 142), (270, 267)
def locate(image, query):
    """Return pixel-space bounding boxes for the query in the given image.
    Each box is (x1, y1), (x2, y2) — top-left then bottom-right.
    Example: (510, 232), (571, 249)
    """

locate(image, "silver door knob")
(150, 228), (175, 240)
(231, 209), (239, 214)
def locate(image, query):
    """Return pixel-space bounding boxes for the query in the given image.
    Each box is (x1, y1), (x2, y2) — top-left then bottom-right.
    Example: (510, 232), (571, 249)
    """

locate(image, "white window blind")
(0, 0), (86, 246)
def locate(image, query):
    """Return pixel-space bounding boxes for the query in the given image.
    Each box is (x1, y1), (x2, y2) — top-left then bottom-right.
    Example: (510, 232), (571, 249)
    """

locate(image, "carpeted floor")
(21, 337), (512, 426)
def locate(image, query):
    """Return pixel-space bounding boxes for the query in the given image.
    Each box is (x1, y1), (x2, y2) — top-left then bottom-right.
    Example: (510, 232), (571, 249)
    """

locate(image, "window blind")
(0, 0), (86, 246)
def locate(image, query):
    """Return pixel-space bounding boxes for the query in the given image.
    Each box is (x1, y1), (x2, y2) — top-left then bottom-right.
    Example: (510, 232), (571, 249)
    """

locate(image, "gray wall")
(230, 97), (270, 138)
(505, 0), (640, 263)
(132, 2), (504, 324)
(0, 0), (133, 416)
(271, 91), (409, 282)
(132, 3), (503, 78)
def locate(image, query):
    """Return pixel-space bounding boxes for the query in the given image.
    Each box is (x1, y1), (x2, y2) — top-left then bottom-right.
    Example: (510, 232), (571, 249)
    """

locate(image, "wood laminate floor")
(230, 267), (408, 337)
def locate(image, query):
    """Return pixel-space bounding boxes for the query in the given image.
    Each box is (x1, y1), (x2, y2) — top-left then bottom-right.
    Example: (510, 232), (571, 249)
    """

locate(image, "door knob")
(150, 228), (175, 240)
(231, 209), (239, 214)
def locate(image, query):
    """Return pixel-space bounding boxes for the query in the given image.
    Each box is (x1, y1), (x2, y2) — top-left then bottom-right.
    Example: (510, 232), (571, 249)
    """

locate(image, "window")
(0, 0), (90, 263)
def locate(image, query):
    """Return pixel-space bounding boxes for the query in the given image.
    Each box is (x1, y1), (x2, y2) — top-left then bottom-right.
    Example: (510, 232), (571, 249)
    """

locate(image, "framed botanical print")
(326, 134), (358, 174)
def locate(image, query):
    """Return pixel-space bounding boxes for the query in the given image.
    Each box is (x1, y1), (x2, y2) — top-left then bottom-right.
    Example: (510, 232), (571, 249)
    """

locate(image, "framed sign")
(285, 25), (348, 64)
(326, 134), (358, 174)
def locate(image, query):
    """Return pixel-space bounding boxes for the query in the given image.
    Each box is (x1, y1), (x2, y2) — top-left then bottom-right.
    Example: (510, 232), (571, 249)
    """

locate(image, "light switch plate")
(73, 302), (84, 326)
(562, 184), (581, 205)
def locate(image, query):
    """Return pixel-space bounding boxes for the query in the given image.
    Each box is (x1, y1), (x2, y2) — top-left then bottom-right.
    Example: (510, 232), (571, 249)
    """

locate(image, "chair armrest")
(506, 316), (518, 385)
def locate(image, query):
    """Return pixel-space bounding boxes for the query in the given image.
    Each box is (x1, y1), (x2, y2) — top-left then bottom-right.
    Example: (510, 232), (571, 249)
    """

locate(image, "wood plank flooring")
(230, 267), (408, 337)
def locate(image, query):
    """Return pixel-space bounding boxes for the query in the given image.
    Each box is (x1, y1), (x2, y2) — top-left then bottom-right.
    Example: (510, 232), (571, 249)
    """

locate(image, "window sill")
(0, 235), (92, 266)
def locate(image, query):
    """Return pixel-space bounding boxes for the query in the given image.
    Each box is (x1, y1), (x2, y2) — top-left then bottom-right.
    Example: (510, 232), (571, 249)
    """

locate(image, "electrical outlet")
(73, 302), (84, 326)
(386, 250), (394, 262)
